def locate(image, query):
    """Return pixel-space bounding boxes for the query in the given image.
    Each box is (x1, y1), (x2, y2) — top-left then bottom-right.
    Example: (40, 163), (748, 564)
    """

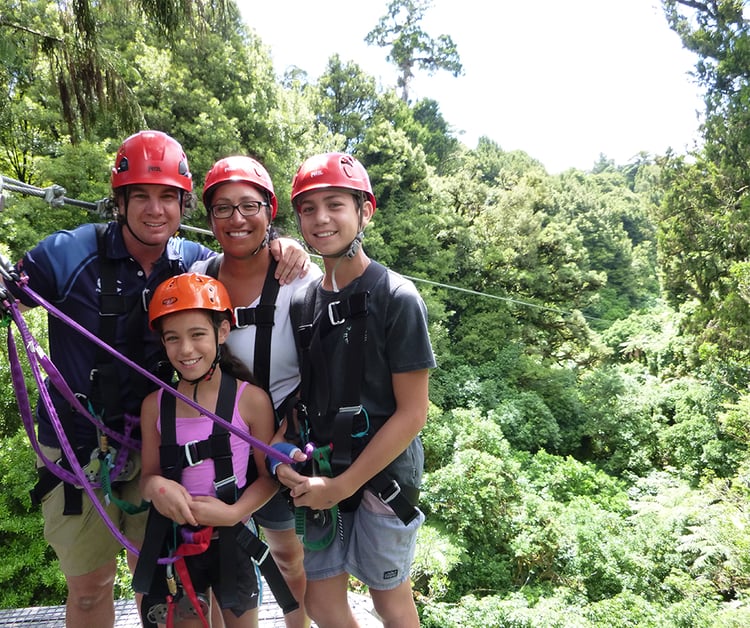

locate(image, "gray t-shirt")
(292, 261), (436, 489)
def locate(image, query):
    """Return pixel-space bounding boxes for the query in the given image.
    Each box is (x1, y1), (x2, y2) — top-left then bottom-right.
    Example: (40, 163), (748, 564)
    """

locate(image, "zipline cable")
(0, 174), (604, 321)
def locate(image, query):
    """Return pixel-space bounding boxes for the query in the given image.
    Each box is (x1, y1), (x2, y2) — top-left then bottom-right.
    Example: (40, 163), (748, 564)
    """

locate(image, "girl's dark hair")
(154, 310), (260, 386)
(211, 312), (259, 385)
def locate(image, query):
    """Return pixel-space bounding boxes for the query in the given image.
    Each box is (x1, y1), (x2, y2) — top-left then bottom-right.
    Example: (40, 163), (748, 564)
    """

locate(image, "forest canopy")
(3, 1), (750, 626)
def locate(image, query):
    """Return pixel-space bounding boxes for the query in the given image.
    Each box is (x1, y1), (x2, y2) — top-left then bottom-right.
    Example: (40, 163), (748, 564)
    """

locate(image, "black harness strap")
(205, 256), (280, 394)
(295, 262), (420, 524)
(92, 223), (141, 427)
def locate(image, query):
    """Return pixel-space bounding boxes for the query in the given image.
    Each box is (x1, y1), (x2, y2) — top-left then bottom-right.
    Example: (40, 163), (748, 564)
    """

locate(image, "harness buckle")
(328, 300), (345, 326)
(253, 543), (270, 566)
(213, 474), (237, 492)
(184, 441), (202, 467)
(378, 479), (401, 504)
(234, 306), (252, 328)
(338, 404), (362, 417)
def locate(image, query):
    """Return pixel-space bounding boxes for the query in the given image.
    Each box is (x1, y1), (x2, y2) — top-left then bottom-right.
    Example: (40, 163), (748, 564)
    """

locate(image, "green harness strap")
(295, 445), (338, 550)
(97, 448), (149, 515)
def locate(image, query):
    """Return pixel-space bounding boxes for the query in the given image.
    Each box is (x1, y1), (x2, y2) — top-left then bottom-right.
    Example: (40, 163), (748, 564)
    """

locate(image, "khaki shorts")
(38, 445), (149, 577)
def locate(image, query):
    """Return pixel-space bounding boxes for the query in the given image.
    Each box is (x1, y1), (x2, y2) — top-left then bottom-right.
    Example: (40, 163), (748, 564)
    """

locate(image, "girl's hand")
(146, 477), (198, 526)
(190, 494), (238, 527)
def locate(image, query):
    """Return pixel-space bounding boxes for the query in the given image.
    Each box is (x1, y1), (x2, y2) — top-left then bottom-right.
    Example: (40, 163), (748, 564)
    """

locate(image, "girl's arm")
(139, 391), (198, 526)
(191, 384), (278, 527)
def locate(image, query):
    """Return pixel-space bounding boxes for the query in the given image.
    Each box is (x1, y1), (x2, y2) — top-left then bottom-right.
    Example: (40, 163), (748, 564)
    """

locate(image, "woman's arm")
(269, 237), (310, 285)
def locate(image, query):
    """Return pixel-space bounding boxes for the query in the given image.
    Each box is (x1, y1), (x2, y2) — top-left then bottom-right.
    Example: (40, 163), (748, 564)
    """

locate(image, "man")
(2, 130), (307, 626)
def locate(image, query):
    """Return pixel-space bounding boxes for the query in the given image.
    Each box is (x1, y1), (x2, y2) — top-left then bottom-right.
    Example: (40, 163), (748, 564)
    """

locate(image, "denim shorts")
(302, 490), (424, 590)
(253, 489), (295, 531)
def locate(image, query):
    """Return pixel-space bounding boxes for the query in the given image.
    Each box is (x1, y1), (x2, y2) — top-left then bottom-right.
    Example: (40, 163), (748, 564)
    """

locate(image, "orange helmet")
(149, 273), (234, 329)
(111, 130), (192, 192)
(291, 152), (375, 211)
(203, 156), (278, 219)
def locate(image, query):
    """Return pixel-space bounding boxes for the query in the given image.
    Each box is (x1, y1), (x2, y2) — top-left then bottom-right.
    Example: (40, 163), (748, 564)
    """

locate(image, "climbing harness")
(0, 264), (296, 556)
(134, 372), (298, 626)
(291, 261), (421, 550)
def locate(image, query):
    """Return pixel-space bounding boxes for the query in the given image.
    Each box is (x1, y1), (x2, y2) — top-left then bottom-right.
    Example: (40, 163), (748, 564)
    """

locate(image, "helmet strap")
(177, 342), (221, 402)
(250, 227), (271, 257)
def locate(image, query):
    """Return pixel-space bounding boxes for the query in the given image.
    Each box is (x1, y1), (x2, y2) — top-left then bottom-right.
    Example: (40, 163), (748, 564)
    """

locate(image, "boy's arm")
(288, 369), (429, 510)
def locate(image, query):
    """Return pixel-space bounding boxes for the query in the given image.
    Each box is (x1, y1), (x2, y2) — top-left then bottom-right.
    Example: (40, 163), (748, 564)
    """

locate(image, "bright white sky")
(236, 0), (703, 174)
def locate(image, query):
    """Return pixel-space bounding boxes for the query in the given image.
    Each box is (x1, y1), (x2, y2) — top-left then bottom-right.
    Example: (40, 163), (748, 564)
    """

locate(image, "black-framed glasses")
(210, 201), (268, 219)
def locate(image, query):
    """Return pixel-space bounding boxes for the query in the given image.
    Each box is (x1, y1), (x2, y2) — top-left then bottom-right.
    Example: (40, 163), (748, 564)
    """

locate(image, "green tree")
(0, 0), (232, 143)
(365, 0), (463, 102)
(312, 54), (379, 152)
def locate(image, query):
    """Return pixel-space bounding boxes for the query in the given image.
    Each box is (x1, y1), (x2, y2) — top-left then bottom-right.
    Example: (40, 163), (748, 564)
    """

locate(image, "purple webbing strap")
(16, 281), (294, 464)
(4, 298), (139, 553)
(6, 300), (133, 483)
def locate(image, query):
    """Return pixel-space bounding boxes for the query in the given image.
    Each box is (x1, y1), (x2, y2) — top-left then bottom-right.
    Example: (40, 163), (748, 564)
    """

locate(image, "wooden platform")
(0, 582), (382, 626)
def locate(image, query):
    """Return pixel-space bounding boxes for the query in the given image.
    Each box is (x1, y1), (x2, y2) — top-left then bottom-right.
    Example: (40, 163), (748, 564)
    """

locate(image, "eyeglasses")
(210, 201), (268, 219)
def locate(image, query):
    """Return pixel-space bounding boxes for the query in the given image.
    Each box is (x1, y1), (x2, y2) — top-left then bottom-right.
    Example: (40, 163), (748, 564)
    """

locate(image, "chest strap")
(205, 256), (280, 394)
(294, 262), (419, 526)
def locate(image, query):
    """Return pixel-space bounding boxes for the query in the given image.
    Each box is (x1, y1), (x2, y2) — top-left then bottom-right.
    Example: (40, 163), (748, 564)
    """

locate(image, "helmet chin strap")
(326, 232), (363, 292)
(178, 343), (221, 402)
(250, 228), (271, 257)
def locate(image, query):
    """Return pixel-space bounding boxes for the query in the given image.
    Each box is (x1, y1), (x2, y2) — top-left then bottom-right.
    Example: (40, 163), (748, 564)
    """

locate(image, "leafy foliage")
(4, 1), (750, 625)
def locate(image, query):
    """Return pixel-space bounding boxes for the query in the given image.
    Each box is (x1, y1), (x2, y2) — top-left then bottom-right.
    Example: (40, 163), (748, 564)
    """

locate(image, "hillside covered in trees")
(3, 1), (750, 626)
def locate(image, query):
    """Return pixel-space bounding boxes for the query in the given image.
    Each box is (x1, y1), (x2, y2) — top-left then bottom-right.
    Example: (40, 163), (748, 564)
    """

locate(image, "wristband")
(267, 442), (302, 477)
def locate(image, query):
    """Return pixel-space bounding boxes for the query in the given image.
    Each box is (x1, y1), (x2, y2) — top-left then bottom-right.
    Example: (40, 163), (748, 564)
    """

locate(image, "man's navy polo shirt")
(10, 221), (214, 448)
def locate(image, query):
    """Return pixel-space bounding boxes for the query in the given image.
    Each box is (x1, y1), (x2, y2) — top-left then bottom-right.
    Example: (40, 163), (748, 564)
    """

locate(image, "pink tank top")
(156, 381), (253, 496)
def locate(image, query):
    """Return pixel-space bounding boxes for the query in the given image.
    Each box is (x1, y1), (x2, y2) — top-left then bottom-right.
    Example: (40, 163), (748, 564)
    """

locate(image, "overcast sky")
(237, 0), (704, 173)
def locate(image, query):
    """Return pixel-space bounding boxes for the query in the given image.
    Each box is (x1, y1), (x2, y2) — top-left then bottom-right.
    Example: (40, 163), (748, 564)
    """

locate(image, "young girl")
(138, 272), (277, 627)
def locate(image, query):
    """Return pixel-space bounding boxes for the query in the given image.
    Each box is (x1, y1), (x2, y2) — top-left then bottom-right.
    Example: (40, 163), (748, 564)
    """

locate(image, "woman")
(191, 155), (320, 628)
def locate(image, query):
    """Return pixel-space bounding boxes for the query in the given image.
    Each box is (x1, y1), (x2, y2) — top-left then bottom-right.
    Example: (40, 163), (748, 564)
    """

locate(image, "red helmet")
(291, 152), (376, 212)
(111, 130), (192, 192)
(202, 156), (278, 219)
(149, 272), (234, 329)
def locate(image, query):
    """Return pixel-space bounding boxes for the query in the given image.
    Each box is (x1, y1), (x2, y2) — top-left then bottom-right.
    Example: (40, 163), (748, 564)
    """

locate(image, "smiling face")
(118, 183), (183, 248)
(295, 187), (373, 256)
(160, 309), (229, 381)
(208, 181), (271, 260)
